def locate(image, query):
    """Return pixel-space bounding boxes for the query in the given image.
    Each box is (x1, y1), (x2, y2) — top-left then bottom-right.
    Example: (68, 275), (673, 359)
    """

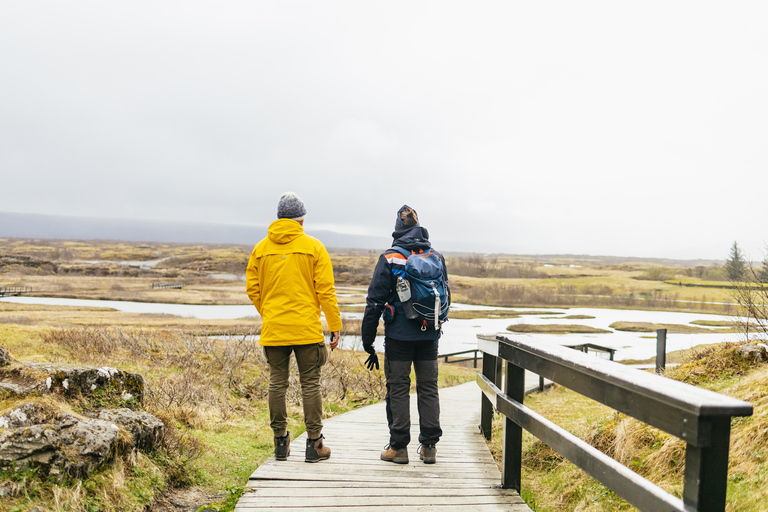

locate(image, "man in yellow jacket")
(246, 192), (342, 463)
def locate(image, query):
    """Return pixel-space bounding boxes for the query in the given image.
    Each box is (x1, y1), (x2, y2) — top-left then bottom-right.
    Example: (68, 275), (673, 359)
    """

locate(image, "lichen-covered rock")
(0, 402), (125, 479)
(97, 408), (164, 451)
(24, 363), (144, 404)
(0, 346), (10, 367)
(736, 343), (768, 363)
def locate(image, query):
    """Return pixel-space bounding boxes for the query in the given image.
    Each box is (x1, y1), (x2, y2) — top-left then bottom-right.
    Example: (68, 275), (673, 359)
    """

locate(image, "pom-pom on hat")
(277, 192), (307, 220)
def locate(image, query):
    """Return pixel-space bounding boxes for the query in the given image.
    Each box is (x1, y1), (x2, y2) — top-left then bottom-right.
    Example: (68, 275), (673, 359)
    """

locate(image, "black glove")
(365, 353), (379, 371)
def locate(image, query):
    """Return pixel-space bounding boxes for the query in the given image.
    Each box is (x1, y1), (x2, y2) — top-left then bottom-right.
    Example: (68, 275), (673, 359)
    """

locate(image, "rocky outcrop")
(0, 360), (144, 404)
(736, 343), (768, 363)
(0, 402), (165, 479)
(0, 349), (162, 479)
(0, 402), (124, 478)
(96, 408), (164, 451)
(29, 363), (145, 403)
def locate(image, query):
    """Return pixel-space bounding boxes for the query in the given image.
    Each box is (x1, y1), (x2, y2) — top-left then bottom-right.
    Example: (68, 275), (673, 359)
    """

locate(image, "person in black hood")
(361, 205), (449, 465)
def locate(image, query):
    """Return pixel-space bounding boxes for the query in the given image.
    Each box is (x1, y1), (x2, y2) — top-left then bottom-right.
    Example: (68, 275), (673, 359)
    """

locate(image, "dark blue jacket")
(361, 227), (449, 348)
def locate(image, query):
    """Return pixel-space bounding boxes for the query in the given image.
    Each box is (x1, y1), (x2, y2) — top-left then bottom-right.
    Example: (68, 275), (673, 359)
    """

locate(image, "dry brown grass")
(664, 342), (758, 385)
(449, 270), (737, 314)
(0, 300), (262, 335)
(609, 321), (723, 334)
(507, 324), (612, 334)
(0, 274), (252, 305)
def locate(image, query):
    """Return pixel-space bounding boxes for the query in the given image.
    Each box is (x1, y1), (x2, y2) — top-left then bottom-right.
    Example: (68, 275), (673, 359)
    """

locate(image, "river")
(0, 296), (744, 361)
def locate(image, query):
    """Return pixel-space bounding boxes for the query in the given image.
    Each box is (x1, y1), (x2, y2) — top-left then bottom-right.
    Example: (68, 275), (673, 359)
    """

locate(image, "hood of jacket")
(392, 226), (431, 252)
(268, 218), (304, 245)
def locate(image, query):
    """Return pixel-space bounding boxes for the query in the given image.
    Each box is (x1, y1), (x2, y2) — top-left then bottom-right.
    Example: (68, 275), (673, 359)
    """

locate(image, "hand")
(365, 353), (379, 371)
(329, 331), (340, 350)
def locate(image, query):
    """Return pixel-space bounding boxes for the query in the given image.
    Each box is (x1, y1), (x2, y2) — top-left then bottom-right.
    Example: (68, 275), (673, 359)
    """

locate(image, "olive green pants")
(264, 342), (328, 439)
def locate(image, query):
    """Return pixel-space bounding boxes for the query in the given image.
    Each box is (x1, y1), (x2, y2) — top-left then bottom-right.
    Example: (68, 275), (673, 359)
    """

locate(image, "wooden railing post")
(502, 360), (525, 491)
(656, 328), (667, 373)
(683, 417), (732, 512)
(480, 352), (497, 440)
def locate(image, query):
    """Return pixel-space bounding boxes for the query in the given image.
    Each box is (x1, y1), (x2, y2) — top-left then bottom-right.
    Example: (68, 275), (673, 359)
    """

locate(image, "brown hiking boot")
(418, 443), (436, 464)
(305, 434), (331, 463)
(381, 444), (409, 464)
(274, 432), (290, 461)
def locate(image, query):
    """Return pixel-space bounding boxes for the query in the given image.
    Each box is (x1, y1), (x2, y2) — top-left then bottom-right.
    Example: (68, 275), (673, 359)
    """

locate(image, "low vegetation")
(608, 321), (727, 334)
(0, 323), (476, 511)
(448, 309), (524, 320)
(507, 324), (612, 335)
(1, 238), (738, 314)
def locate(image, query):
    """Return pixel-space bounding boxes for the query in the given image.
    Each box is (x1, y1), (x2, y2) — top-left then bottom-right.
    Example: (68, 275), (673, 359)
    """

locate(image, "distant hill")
(0, 211), (722, 267)
(0, 211), (393, 250)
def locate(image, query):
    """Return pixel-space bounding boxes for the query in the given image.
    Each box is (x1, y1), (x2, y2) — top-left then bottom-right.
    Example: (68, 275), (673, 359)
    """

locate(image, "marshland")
(2, 237), (767, 511)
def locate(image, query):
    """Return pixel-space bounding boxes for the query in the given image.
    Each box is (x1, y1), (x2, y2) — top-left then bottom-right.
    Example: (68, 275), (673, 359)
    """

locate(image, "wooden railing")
(0, 286), (31, 297)
(439, 348), (481, 368)
(150, 282), (185, 290)
(477, 334), (753, 512)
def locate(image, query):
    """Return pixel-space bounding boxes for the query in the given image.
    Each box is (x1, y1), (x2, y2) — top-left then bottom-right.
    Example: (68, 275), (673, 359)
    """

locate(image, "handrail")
(150, 282), (185, 290)
(563, 342), (616, 360)
(438, 348), (481, 367)
(0, 286), (31, 297)
(477, 333), (753, 512)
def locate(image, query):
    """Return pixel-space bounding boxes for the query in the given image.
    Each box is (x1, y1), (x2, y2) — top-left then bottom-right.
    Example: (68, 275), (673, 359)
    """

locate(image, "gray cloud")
(2, 1), (767, 260)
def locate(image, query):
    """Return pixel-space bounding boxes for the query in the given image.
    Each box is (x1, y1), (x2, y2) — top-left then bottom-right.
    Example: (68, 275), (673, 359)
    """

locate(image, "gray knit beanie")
(277, 192), (307, 220)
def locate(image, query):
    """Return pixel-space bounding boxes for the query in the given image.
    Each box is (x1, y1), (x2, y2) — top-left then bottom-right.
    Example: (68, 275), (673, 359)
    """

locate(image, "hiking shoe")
(418, 443), (436, 464)
(274, 432), (290, 461)
(305, 434), (331, 463)
(381, 444), (409, 464)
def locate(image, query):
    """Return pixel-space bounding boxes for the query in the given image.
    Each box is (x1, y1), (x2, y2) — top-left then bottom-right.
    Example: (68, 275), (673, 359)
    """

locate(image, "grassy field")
(1, 237), (758, 511)
(1, 238), (738, 314)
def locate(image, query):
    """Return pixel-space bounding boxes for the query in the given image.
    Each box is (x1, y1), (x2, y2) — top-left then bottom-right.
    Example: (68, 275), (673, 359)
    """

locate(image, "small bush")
(637, 267), (676, 281)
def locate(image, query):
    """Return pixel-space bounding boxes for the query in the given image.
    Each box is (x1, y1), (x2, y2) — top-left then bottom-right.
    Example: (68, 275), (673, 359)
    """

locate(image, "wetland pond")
(0, 296), (744, 362)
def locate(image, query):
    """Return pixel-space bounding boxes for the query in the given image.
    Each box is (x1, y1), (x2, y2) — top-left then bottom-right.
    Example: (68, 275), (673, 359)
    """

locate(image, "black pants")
(384, 337), (442, 449)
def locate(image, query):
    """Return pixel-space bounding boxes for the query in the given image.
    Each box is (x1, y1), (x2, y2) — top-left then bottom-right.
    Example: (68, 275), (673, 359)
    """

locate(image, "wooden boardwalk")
(236, 382), (530, 511)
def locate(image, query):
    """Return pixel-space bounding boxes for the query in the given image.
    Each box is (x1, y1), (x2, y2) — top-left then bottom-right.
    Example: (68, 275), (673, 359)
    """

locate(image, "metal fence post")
(502, 360), (525, 491)
(480, 352), (496, 440)
(656, 328), (667, 373)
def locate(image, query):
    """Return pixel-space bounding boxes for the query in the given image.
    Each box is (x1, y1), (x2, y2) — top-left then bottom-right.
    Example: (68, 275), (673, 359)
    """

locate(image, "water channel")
(1, 295), (744, 362)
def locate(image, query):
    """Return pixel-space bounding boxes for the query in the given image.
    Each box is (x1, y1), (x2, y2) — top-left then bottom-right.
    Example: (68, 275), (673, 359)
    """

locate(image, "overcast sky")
(2, 1), (766, 260)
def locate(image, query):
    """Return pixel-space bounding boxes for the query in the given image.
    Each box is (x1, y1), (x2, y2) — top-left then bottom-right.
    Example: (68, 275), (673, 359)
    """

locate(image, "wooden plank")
(237, 495), (525, 506)
(236, 382), (531, 511)
(235, 506), (531, 512)
(254, 459), (497, 469)
(245, 487), (520, 497)
(246, 480), (505, 489)
(251, 471), (499, 483)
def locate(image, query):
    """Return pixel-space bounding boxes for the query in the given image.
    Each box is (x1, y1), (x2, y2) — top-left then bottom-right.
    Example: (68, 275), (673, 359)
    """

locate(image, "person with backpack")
(361, 205), (449, 465)
(246, 192), (342, 463)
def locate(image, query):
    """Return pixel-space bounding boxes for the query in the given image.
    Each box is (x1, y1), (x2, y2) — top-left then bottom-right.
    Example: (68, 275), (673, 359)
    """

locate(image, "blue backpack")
(391, 247), (449, 330)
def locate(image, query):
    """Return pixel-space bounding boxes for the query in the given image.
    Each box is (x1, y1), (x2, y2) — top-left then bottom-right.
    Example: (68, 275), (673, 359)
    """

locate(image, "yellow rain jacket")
(246, 218), (342, 346)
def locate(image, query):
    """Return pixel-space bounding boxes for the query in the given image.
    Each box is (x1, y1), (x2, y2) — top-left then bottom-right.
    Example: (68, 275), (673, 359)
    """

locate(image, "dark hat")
(277, 192), (307, 219)
(394, 205), (419, 231)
